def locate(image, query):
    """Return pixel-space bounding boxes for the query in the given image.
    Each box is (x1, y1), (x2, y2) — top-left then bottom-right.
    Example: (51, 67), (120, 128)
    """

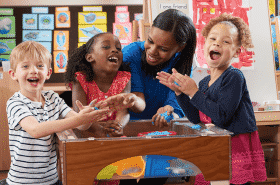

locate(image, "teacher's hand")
(152, 105), (174, 128)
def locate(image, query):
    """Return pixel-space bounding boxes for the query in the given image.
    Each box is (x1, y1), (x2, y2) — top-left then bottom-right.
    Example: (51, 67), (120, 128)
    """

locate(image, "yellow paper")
(78, 12), (107, 24)
(78, 24), (107, 42)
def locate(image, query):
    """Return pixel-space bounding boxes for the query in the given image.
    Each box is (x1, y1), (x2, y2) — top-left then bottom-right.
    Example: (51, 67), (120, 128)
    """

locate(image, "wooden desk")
(56, 120), (232, 185)
(254, 111), (280, 185)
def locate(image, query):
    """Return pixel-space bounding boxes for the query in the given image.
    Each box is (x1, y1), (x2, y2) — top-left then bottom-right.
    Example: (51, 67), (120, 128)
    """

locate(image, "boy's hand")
(75, 100), (110, 122)
(156, 71), (182, 95)
(170, 68), (198, 97)
(152, 105), (174, 128)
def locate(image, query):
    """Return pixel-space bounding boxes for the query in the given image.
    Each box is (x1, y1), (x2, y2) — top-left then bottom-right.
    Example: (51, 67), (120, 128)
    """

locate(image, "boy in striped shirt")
(4, 41), (111, 185)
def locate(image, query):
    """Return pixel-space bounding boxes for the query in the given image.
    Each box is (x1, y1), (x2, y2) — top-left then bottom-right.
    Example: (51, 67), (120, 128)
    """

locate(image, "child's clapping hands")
(157, 68), (198, 98)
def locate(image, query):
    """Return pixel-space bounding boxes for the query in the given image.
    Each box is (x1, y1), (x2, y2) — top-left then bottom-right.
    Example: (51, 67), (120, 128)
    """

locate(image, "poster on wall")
(192, 0), (254, 70)
(0, 39), (15, 54)
(55, 11), (71, 28)
(53, 30), (69, 51)
(53, 50), (68, 73)
(78, 24), (107, 42)
(113, 22), (132, 46)
(39, 14), (54, 30)
(22, 30), (52, 42)
(0, 16), (15, 38)
(78, 12), (107, 25)
(22, 14), (38, 30)
(38, 42), (52, 53)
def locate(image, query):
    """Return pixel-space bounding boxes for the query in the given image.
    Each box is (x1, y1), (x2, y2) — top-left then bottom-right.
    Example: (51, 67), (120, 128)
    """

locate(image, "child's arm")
(19, 107), (109, 138)
(157, 69), (200, 124)
(104, 80), (146, 113)
(71, 81), (88, 113)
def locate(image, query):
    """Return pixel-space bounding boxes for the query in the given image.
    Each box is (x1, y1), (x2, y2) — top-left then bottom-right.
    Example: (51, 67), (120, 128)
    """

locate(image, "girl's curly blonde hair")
(201, 13), (254, 50)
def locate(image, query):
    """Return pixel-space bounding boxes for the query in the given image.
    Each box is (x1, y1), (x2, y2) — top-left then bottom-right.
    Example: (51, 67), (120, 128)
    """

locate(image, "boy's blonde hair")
(10, 41), (52, 71)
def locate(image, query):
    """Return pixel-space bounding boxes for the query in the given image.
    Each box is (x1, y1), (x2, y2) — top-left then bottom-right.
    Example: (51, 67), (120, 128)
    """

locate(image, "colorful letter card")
(0, 39), (15, 54)
(53, 50), (68, 73)
(22, 30), (52, 42)
(0, 16), (15, 38)
(32, 7), (48, 14)
(39, 14), (54, 30)
(56, 11), (71, 28)
(78, 12), (107, 24)
(113, 22), (132, 45)
(78, 24), (107, 42)
(0, 9), (13, 16)
(54, 30), (69, 51)
(22, 14), (38, 30)
(38, 42), (52, 53)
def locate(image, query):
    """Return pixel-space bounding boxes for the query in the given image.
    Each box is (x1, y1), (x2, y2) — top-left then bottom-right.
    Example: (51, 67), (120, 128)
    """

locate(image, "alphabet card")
(22, 14), (38, 29)
(0, 39), (15, 54)
(53, 50), (68, 73)
(53, 30), (69, 51)
(0, 16), (15, 38)
(78, 24), (107, 42)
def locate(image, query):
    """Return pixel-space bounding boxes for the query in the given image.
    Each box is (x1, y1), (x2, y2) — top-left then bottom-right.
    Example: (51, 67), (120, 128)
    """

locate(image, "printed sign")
(56, 11), (71, 28)
(53, 30), (69, 51)
(22, 14), (38, 30)
(78, 12), (107, 24)
(78, 24), (107, 42)
(0, 16), (15, 38)
(39, 14), (54, 30)
(53, 50), (68, 73)
(22, 30), (52, 42)
(0, 39), (15, 54)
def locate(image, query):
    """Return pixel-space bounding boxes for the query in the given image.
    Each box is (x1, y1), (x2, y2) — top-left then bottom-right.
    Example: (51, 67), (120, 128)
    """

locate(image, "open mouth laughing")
(210, 50), (221, 60)
(108, 56), (118, 63)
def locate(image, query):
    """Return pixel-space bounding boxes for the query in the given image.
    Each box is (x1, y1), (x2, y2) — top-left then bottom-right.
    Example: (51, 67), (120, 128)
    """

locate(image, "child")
(5, 41), (110, 185)
(65, 32), (141, 138)
(157, 13), (267, 185)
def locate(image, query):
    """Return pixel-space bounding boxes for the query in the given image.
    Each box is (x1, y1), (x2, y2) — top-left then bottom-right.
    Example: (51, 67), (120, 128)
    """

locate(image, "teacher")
(122, 9), (197, 126)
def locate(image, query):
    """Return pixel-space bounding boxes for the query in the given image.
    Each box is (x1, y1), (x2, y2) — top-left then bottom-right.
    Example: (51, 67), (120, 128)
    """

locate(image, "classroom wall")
(0, 0), (142, 6)
(0, 0), (277, 104)
(243, 0), (278, 104)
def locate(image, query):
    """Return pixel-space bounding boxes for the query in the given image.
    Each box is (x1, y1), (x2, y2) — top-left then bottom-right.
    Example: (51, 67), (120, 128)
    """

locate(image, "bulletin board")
(0, 5), (142, 83)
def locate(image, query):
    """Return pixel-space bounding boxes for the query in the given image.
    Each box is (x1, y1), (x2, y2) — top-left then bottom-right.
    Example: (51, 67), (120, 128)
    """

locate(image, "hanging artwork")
(53, 50), (68, 73)
(193, 0), (254, 70)
(0, 16), (15, 38)
(53, 30), (69, 51)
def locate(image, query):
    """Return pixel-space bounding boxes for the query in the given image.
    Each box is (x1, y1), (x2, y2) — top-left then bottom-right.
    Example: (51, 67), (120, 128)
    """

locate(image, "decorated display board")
(0, 5), (142, 83)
